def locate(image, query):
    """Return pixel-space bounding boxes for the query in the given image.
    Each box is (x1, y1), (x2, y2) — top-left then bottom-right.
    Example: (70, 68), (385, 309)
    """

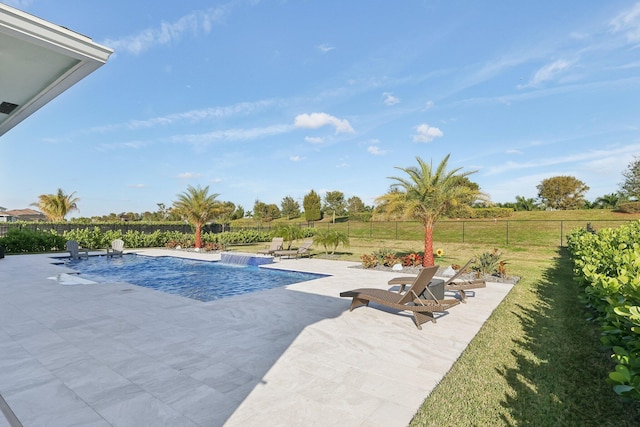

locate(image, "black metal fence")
(229, 219), (638, 247)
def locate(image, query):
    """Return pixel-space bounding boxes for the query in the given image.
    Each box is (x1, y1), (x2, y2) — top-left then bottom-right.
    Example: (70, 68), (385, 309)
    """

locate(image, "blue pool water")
(67, 255), (327, 302)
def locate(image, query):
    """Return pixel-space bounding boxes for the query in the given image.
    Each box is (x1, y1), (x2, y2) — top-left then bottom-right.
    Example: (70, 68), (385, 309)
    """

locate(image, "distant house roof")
(5, 208), (46, 220)
(0, 3), (113, 137)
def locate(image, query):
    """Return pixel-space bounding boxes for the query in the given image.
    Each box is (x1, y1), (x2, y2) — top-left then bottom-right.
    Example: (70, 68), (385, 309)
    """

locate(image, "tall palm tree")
(32, 188), (79, 221)
(375, 154), (479, 267)
(172, 185), (220, 249)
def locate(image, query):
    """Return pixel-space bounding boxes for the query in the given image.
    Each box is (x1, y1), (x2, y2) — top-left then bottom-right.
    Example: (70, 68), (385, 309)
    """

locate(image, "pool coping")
(0, 250), (513, 426)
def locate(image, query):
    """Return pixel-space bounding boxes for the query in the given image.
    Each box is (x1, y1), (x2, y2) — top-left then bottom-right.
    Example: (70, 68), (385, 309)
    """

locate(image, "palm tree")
(593, 193), (622, 209)
(375, 154), (479, 267)
(313, 229), (349, 255)
(31, 188), (79, 221)
(172, 185), (220, 249)
(272, 224), (303, 250)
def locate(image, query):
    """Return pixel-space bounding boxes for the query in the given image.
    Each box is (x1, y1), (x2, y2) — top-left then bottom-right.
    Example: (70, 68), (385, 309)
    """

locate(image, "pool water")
(67, 255), (327, 302)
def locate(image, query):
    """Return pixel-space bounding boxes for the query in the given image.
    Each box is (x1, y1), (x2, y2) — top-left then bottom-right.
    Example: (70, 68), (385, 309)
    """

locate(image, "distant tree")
(593, 193), (622, 209)
(216, 201), (237, 230)
(156, 203), (169, 220)
(537, 176), (589, 210)
(303, 190), (322, 222)
(375, 154), (479, 267)
(346, 196), (367, 214)
(323, 191), (347, 221)
(172, 185), (220, 249)
(281, 196), (301, 219)
(514, 196), (538, 211)
(620, 157), (640, 200)
(31, 188), (79, 221)
(266, 204), (280, 221)
(253, 200), (268, 222)
(253, 200), (280, 223)
(232, 205), (245, 220)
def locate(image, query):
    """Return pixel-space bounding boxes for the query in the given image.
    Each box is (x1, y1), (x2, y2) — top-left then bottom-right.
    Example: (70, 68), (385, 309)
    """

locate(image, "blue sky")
(1, 0), (639, 218)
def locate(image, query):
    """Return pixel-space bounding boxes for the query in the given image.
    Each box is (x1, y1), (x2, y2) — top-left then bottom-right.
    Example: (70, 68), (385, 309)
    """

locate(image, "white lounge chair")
(106, 239), (124, 257)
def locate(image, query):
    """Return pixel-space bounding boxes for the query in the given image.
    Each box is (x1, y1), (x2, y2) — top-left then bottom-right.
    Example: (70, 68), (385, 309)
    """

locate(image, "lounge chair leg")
(460, 290), (467, 303)
(349, 298), (369, 311)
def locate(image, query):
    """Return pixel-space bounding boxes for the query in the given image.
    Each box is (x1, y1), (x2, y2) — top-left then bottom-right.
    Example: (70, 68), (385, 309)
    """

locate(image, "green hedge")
(0, 227), (281, 254)
(0, 228), (67, 253)
(567, 220), (640, 399)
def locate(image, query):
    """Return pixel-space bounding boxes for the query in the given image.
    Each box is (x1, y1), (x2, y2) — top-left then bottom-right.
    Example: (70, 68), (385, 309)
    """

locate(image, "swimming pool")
(67, 255), (327, 302)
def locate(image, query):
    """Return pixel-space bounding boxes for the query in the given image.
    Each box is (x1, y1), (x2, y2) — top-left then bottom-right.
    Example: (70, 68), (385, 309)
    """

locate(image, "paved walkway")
(0, 250), (513, 426)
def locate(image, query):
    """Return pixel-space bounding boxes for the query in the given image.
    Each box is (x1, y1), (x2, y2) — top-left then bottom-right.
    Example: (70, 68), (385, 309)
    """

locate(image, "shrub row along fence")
(1, 219), (636, 248)
(231, 219), (637, 247)
(0, 222), (222, 237)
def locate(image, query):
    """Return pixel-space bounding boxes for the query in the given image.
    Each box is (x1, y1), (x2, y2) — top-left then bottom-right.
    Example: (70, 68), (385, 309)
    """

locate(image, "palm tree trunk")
(195, 225), (202, 248)
(423, 225), (435, 267)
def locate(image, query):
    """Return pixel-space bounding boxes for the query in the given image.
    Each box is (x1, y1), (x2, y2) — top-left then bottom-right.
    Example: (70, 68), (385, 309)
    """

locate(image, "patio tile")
(0, 251), (513, 426)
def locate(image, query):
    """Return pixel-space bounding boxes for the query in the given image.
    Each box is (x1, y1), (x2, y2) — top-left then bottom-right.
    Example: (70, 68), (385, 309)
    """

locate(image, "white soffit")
(0, 3), (113, 137)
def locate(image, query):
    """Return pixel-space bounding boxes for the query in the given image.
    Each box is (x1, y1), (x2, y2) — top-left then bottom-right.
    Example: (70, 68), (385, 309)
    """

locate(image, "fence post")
(462, 221), (465, 243)
(506, 221), (509, 245)
(370, 221), (372, 238)
(560, 220), (563, 247)
(395, 222), (398, 240)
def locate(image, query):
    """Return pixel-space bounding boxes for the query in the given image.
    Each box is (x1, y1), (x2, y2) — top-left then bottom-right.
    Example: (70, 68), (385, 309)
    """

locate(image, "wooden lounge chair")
(66, 240), (89, 260)
(106, 239), (125, 257)
(388, 258), (486, 303)
(340, 266), (460, 330)
(274, 239), (313, 259)
(257, 237), (284, 255)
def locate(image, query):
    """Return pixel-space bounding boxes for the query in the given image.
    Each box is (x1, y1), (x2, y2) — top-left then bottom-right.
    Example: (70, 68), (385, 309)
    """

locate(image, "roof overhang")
(0, 4), (113, 137)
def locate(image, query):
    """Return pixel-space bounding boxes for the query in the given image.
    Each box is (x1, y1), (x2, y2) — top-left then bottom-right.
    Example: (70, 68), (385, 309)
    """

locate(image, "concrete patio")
(0, 250), (513, 426)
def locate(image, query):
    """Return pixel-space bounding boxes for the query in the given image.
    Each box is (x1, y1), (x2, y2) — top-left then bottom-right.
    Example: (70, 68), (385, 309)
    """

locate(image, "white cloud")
(127, 183), (146, 188)
(102, 7), (228, 55)
(317, 43), (335, 53)
(367, 145), (386, 155)
(383, 93), (400, 106)
(176, 172), (201, 179)
(305, 136), (324, 144)
(425, 100), (434, 109)
(294, 112), (354, 134)
(413, 123), (443, 143)
(520, 59), (574, 88)
(289, 155), (304, 162)
(486, 143), (640, 176)
(171, 124), (294, 145)
(610, 2), (640, 42)
(505, 149), (523, 155)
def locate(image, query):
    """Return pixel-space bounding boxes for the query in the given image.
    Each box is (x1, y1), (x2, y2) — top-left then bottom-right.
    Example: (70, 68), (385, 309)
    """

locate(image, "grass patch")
(409, 248), (640, 426)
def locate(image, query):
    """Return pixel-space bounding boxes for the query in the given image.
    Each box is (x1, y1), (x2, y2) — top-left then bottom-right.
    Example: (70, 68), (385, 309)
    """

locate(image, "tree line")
(27, 155), (640, 266)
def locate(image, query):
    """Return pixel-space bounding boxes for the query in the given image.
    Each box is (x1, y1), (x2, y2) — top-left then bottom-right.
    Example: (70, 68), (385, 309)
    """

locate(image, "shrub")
(401, 252), (423, 267)
(0, 228), (66, 253)
(616, 202), (640, 214)
(472, 248), (507, 277)
(360, 253), (378, 268)
(567, 221), (640, 399)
